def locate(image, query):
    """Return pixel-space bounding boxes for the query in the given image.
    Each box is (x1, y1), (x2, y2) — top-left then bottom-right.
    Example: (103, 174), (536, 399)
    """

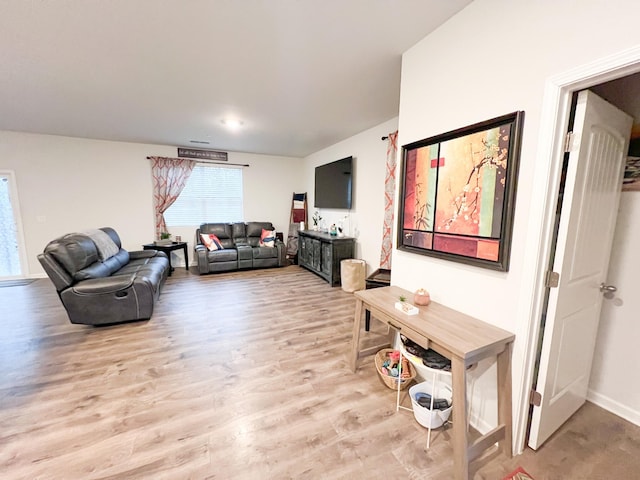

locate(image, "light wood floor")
(1, 265), (639, 479)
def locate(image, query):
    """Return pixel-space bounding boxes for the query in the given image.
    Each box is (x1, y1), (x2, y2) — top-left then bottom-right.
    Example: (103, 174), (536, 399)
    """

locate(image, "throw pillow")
(200, 233), (223, 251)
(259, 228), (276, 247)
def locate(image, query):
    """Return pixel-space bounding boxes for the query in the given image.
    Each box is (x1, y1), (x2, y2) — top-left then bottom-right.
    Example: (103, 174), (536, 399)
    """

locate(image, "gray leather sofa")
(37, 227), (169, 325)
(195, 222), (286, 274)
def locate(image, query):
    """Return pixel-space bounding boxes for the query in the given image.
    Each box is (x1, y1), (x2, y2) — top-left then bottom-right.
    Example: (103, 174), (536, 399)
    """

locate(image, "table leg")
(349, 299), (363, 372)
(451, 357), (469, 480)
(497, 344), (513, 458)
(183, 244), (189, 271)
(166, 251), (174, 276)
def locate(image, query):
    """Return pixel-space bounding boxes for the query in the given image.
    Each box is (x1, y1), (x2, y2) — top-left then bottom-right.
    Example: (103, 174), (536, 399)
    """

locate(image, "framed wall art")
(398, 111), (524, 271)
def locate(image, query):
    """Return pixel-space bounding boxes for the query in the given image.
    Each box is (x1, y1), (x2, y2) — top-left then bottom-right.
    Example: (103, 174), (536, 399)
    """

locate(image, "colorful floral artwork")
(399, 112), (524, 271)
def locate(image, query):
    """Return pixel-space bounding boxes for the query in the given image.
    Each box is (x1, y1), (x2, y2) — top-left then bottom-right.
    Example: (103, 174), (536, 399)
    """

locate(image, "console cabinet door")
(299, 235), (309, 266)
(310, 238), (321, 271)
(321, 242), (332, 275)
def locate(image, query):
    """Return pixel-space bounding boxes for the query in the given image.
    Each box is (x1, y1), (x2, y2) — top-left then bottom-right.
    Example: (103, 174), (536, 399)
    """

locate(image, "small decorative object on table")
(154, 232), (172, 246)
(330, 224), (337, 236)
(338, 215), (348, 237)
(395, 295), (418, 315)
(395, 301), (418, 315)
(413, 288), (431, 306)
(312, 210), (322, 231)
(375, 348), (416, 390)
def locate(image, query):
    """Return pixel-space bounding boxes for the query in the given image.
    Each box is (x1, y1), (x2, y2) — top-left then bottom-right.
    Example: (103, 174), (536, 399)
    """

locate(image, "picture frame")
(397, 111), (524, 271)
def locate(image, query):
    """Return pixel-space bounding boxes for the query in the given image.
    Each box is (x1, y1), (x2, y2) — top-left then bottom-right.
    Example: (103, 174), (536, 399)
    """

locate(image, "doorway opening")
(516, 48), (640, 454)
(0, 172), (25, 279)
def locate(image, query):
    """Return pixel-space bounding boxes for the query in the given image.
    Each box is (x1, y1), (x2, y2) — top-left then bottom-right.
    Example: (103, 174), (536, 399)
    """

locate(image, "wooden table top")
(355, 285), (515, 364)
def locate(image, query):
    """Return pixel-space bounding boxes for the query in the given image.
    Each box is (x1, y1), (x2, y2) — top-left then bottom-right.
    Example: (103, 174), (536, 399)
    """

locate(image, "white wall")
(0, 130), (302, 274)
(396, 0), (640, 440)
(303, 117), (398, 276)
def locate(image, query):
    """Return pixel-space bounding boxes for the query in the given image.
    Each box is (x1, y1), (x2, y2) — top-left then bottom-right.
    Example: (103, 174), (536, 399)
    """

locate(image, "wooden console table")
(298, 230), (355, 286)
(349, 285), (515, 480)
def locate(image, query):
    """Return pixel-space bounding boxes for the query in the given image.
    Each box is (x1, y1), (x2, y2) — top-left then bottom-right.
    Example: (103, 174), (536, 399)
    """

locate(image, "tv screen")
(314, 156), (353, 209)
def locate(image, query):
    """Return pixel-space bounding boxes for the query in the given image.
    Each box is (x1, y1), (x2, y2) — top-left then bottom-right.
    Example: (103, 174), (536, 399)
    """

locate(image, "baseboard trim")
(587, 389), (640, 427)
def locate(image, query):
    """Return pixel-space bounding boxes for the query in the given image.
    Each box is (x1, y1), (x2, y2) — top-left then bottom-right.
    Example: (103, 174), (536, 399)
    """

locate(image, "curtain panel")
(379, 130), (398, 270)
(149, 156), (195, 239)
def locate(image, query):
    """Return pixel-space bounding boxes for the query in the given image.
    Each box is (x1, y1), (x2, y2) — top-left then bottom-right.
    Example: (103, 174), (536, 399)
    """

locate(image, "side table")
(142, 242), (188, 276)
(350, 285), (515, 480)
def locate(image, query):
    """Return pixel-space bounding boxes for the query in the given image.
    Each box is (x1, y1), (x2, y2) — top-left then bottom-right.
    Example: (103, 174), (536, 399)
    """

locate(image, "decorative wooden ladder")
(286, 192), (307, 261)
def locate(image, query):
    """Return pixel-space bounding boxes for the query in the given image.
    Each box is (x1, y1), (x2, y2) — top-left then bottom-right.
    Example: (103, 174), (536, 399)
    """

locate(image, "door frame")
(0, 170), (28, 279)
(513, 46), (640, 454)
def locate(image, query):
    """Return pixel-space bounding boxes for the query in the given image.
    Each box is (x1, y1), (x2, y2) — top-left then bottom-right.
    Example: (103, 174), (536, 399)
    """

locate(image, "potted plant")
(155, 232), (172, 246)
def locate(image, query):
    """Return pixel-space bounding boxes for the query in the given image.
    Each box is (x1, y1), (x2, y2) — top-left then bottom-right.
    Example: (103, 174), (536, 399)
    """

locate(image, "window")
(164, 164), (243, 226)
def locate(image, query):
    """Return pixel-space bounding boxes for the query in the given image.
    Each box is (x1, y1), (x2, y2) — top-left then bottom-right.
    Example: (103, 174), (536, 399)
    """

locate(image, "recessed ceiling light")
(221, 118), (244, 129)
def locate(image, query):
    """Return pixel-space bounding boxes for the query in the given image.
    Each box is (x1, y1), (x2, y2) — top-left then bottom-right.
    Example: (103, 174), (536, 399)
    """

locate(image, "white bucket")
(409, 379), (453, 429)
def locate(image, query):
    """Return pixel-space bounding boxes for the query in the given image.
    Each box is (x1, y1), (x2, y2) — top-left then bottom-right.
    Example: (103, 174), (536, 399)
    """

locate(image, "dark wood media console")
(298, 230), (355, 286)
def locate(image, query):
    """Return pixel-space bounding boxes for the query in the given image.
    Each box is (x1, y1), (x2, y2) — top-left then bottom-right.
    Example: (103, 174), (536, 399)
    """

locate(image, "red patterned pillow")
(259, 228), (276, 247)
(200, 233), (223, 251)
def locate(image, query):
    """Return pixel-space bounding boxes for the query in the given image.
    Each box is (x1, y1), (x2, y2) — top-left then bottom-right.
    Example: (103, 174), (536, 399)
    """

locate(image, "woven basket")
(375, 348), (417, 390)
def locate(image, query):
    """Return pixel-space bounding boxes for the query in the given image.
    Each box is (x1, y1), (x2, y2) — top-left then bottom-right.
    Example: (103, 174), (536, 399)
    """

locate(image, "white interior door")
(528, 90), (633, 449)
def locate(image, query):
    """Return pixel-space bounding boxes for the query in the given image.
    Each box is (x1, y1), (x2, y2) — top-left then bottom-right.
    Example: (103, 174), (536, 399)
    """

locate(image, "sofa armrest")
(129, 249), (162, 260)
(275, 240), (287, 266)
(195, 244), (209, 274)
(71, 275), (135, 295)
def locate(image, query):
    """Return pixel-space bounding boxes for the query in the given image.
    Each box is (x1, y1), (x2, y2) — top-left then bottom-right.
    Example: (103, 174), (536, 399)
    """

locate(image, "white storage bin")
(409, 379), (453, 429)
(340, 259), (366, 292)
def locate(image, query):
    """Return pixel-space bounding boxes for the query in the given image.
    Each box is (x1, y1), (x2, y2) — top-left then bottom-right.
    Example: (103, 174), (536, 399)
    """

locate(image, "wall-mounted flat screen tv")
(314, 156), (353, 209)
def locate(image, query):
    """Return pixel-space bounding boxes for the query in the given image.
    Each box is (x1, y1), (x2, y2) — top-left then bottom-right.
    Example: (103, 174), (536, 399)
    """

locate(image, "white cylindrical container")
(340, 259), (366, 292)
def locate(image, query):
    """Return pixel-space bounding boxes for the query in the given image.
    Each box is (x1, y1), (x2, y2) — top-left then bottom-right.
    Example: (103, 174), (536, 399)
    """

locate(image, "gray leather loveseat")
(38, 227), (169, 325)
(195, 222), (286, 274)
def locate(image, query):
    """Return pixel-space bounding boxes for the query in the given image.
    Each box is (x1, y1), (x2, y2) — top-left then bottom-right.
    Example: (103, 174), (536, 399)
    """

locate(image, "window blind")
(164, 164), (243, 226)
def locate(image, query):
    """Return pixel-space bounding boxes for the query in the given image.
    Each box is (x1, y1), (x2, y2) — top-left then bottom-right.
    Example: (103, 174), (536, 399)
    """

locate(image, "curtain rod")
(146, 156), (249, 167)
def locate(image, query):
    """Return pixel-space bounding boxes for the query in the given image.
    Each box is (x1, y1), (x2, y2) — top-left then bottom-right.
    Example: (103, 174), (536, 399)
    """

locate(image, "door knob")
(599, 283), (617, 293)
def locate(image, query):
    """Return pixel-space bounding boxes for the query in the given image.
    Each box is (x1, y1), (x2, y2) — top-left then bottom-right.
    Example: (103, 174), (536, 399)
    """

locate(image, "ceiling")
(0, 0), (473, 158)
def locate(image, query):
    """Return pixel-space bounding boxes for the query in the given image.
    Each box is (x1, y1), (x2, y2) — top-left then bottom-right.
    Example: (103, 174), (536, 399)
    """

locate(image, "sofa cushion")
(207, 249), (237, 262)
(201, 233), (223, 251)
(260, 228), (276, 247)
(231, 222), (247, 245)
(74, 250), (130, 281)
(246, 222), (275, 247)
(47, 234), (99, 276)
(81, 228), (120, 261)
(246, 222), (274, 237)
(200, 223), (235, 249)
(253, 246), (278, 260)
(100, 227), (122, 249)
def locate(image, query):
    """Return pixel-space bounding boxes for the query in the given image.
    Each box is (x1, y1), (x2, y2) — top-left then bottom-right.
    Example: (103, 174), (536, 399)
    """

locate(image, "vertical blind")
(164, 164), (243, 226)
